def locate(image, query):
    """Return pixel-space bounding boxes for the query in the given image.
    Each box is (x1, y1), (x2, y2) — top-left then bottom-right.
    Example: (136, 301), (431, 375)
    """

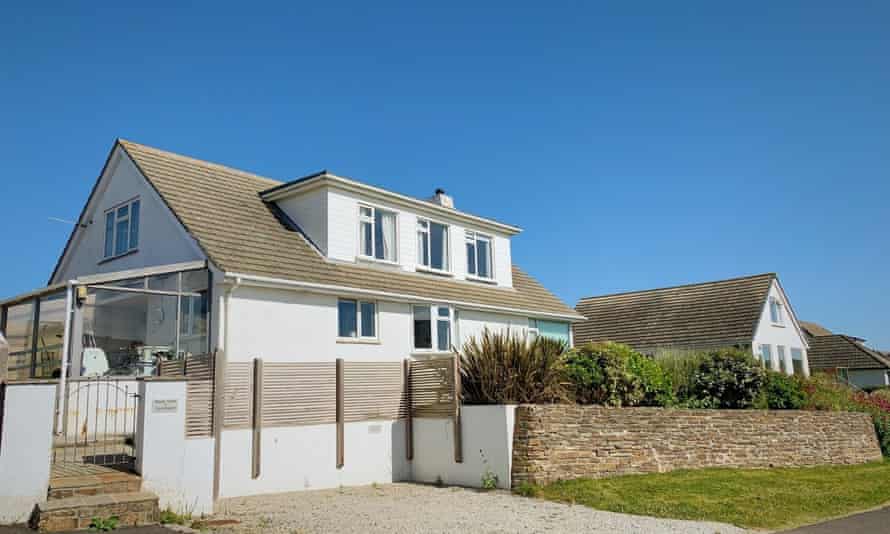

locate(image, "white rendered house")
(0, 140), (580, 515)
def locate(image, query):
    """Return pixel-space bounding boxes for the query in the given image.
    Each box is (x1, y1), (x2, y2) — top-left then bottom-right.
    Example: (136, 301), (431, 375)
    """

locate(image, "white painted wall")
(752, 280), (810, 376)
(456, 310), (529, 350)
(52, 148), (205, 283)
(277, 187), (328, 255)
(227, 287), (411, 363)
(411, 405), (516, 490)
(136, 380), (214, 515)
(276, 186), (515, 287)
(218, 420), (409, 498)
(849, 369), (890, 389)
(0, 383), (56, 523)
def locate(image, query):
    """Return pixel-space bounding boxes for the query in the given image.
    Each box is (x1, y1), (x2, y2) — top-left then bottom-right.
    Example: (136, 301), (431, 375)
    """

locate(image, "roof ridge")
(118, 138), (283, 186)
(577, 273), (776, 303)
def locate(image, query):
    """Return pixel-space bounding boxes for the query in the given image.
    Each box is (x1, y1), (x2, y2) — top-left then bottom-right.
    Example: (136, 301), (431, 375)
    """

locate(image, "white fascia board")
(223, 271), (584, 322)
(261, 173), (522, 236)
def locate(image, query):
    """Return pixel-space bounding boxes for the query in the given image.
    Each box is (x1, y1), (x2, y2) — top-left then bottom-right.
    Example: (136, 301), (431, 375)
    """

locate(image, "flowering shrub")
(801, 374), (890, 457)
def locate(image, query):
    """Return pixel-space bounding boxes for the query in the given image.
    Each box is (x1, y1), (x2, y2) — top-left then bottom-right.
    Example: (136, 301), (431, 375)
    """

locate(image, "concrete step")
(48, 471), (142, 500)
(31, 492), (159, 532)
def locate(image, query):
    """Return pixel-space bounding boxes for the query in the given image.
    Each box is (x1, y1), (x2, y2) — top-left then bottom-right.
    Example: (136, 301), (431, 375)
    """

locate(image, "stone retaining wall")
(511, 405), (883, 486)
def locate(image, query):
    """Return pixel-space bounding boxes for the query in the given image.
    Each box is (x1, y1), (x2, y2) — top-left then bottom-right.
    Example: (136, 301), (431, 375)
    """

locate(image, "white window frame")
(416, 217), (451, 274)
(759, 344), (773, 368)
(527, 318), (539, 342)
(103, 197), (140, 260)
(411, 304), (454, 353)
(777, 345), (787, 373)
(769, 297), (785, 326)
(337, 298), (379, 341)
(465, 230), (495, 281)
(357, 204), (398, 264)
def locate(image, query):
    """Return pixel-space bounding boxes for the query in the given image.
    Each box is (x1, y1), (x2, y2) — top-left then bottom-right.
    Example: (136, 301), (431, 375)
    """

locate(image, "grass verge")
(524, 460), (890, 530)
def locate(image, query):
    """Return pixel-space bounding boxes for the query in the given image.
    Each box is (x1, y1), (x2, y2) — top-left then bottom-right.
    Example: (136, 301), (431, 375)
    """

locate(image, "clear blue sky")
(1, 2), (888, 348)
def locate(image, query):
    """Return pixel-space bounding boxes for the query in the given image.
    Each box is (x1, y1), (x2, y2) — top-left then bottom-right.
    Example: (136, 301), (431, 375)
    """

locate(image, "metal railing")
(52, 376), (139, 467)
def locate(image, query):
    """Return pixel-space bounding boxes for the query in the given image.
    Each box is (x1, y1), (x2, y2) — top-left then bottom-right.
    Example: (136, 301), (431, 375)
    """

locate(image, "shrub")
(871, 388), (890, 403)
(759, 371), (806, 409)
(688, 348), (766, 409)
(800, 373), (890, 457)
(654, 349), (710, 402)
(564, 342), (674, 407)
(460, 330), (569, 404)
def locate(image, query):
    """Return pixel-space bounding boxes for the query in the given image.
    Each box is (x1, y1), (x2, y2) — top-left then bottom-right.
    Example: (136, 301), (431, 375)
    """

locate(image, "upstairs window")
(359, 205), (397, 262)
(769, 298), (784, 325)
(104, 198), (140, 259)
(465, 231), (493, 279)
(413, 305), (452, 351)
(417, 219), (450, 272)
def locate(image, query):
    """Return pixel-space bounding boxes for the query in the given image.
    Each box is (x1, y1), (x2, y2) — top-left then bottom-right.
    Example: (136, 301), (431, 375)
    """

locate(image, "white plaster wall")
(218, 420), (409, 498)
(752, 281), (810, 375)
(136, 380), (213, 515)
(324, 188), (514, 287)
(849, 369), (890, 389)
(411, 405), (516, 490)
(227, 287), (411, 363)
(0, 383), (56, 523)
(276, 187), (328, 255)
(456, 310), (529, 350)
(53, 148), (205, 283)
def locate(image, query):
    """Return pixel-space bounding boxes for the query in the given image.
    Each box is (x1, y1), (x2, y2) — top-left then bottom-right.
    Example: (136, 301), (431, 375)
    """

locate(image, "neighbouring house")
(800, 321), (890, 388)
(573, 273), (810, 375)
(0, 139), (580, 520)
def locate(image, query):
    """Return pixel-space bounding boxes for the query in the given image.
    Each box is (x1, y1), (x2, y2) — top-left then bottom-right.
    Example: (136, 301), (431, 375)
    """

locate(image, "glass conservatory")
(0, 262), (211, 380)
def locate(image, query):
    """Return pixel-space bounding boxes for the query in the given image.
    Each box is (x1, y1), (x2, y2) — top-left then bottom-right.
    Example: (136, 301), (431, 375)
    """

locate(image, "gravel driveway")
(211, 483), (747, 534)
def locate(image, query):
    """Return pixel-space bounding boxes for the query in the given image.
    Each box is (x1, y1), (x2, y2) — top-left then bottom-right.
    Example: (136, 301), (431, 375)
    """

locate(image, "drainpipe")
(55, 280), (76, 434)
(213, 276), (241, 501)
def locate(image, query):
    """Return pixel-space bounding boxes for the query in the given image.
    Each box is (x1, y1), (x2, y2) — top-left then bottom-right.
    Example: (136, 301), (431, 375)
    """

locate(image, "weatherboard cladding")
(117, 140), (576, 318)
(573, 274), (775, 351)
(807, 335), (890, 371)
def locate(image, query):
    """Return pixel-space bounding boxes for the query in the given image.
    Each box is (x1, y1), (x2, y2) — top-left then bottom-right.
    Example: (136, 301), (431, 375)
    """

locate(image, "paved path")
(780, 506), (890, 534)
(0, 527), (175, 534)
(212, 483), (748, 534)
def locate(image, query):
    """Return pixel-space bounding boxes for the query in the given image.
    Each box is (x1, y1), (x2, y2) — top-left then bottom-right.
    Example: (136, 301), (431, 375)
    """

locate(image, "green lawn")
(525, 460), (890, 530)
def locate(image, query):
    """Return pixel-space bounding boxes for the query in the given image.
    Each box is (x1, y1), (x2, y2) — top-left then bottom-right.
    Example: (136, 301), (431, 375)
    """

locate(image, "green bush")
(800, 373), (890, 457)
(688, 348), (766, 409)
(564, 342), (674, 407)
(460, 329), (569, 404)
(758, 371), (806, 409)
(654, 349), (710, 402)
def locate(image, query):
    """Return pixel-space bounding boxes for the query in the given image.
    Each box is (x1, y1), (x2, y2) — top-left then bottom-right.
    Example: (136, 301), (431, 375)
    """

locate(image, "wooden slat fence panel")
(410, 357), (456, 418)
(158, 353), (216, 438)
(223, 362), (253, 429)
(262, 362), (336, 427)
(343, 361), (407, 422)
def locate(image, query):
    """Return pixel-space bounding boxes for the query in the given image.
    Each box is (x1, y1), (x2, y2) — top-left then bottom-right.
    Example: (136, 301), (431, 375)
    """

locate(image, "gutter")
(223, 271), (585, 322)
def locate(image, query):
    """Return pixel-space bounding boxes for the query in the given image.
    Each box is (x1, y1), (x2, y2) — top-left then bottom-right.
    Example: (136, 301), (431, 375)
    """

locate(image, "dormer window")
(417, 218), (450, 272)
(104, 198), (140, 259)
(465, 231), (493, 280)
(358, 205), (397, 263)
(769, 297), (784, 325)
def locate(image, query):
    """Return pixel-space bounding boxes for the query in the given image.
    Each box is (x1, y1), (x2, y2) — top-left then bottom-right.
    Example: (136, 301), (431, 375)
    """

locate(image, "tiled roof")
(573, 273), (775, 351)
(115, 140), (578, 319)
(800, 321), (833, 337)
(807, 335), (890, 370)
